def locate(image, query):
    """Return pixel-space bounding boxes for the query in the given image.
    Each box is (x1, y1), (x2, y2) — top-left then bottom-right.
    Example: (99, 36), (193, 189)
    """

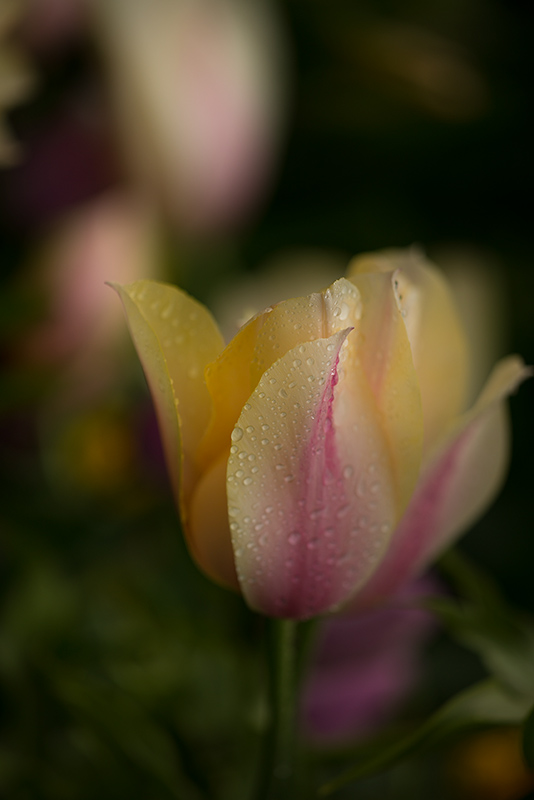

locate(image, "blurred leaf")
(319, 679), (532, 796)
(431, 550), (534, 698)
(52, 668), (207, 800)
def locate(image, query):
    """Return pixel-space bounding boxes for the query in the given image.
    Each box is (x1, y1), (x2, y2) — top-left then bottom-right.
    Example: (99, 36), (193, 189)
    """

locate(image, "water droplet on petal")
(231, 427), (244, 442)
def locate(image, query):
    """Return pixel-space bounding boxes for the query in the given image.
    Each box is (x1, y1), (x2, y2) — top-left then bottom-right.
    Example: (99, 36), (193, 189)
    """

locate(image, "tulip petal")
(349, 248), (469, 453)
(198, 309), (271, 470)
(189, 450), (238, 589)
(199, 278), (365, 469)
(348, 269), (424, 513)
(227, 329), (398, 619)
(356, 356), (531, 608)
(113, 280), (224, 506)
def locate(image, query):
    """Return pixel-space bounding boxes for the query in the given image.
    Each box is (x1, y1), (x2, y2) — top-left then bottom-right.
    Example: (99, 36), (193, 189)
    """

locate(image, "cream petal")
(349, 248), (469, 453)
(355, 356), (531, 608)
(348, 269), (423, 513)
(227, 329), (398, 619)
(112, 280), (224, 505)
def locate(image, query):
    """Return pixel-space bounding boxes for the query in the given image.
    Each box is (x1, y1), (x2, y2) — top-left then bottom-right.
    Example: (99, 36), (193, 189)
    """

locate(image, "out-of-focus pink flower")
(93, 0), (288, 233)
(301, 576), (438, 744)
(17, 191), (160, 405)
(114, 248), (529, 619)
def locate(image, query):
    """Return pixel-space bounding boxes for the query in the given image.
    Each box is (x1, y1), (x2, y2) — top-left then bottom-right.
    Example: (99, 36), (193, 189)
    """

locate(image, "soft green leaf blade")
(433, 550), (534, 697)
(319, 679), (532, 797)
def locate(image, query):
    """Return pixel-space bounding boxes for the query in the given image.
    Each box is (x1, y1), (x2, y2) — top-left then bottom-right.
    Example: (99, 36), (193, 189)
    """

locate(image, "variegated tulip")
(114, 248), (529, 619)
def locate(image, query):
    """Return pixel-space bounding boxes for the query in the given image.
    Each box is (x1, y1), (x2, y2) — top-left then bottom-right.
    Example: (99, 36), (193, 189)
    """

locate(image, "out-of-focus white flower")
(93, 0), (288, 233)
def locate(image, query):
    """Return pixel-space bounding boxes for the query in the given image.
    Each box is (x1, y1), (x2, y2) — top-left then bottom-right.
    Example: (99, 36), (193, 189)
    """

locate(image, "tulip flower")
(114, 248), (529, 619)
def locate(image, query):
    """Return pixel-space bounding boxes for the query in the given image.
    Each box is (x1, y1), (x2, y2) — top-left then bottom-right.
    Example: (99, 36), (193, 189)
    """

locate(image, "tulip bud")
(114, 249), (530, 619)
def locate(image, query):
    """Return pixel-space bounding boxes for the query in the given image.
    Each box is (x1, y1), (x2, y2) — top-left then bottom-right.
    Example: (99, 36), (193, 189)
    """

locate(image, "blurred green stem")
(257, 618), (299, 800)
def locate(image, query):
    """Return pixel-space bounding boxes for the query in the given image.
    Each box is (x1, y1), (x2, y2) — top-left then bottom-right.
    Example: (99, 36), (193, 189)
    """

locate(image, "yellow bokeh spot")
(449, 728), (534, 800)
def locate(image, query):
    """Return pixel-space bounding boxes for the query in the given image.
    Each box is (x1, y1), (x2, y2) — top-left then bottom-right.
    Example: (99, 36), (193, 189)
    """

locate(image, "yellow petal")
(113, 280), (224, 508)
(189, 450), (239, 589)
(198, 310), (271, 471)
(348, 268), (424, 513)
(349, 248), (469, 453)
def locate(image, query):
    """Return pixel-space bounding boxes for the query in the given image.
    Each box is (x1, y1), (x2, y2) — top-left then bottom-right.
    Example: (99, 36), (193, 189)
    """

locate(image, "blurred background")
(0, 0), (533, 797)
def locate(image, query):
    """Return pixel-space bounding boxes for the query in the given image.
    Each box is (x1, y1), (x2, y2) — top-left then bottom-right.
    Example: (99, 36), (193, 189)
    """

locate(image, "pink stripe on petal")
(228, 329), (396, 619)
(355, 425), (475, 606)
(356, 356), (530, 608)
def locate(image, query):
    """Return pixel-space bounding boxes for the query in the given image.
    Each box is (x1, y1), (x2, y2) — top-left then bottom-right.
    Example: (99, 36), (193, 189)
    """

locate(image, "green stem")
(256, 618), (299, 800)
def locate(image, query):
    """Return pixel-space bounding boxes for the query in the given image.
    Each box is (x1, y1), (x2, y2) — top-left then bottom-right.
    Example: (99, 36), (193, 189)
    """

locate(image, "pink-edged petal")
(348, 269), (423, 512)
(356, 356), (531, 608)
(227, 329), (398, 620)
(113, 280), (225, 524)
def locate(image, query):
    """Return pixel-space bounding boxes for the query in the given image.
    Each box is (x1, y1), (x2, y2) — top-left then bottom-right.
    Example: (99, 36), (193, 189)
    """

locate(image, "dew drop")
(246, 426), (255, 434)
(231, 427), (244, 442)
(336, 505), (350, 518)
(288, 532), (300, 546)
(243, 477), (253, 486)
(279, 388), (288, 399)
(338, 302), (350, 321)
